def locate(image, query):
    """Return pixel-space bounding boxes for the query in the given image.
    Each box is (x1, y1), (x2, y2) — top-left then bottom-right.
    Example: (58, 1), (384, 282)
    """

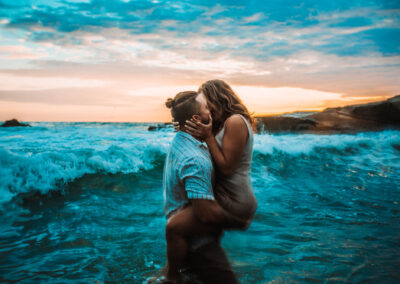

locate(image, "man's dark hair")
(165, 91), (200, 125)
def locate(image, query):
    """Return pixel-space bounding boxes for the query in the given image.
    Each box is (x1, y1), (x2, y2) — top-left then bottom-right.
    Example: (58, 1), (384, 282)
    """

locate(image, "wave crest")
(0, 144), (166, 205)
(1, 128), (399, 206)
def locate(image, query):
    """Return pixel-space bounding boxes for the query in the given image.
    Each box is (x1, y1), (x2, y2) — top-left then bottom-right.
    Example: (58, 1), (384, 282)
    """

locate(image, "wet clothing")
(214, 114), (258, 222)
(163, 131), (217, 250)
(181, 240), (239, 284)
(163, 131), (215, 219)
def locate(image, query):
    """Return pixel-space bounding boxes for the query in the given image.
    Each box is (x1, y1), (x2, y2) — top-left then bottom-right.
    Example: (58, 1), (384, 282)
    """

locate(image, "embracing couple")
(156, 80), (257, 284)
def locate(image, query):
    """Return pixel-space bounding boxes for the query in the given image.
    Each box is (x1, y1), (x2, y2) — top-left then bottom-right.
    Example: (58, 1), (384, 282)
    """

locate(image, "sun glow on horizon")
(0, 84), (392, 123)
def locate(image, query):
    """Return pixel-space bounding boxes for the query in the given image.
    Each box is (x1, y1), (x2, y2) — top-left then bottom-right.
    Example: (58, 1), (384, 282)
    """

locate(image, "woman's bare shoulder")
(225, 114), (247, 130)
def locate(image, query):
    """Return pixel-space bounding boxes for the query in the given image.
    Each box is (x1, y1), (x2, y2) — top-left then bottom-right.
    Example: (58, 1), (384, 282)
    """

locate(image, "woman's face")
(202, 92), (223, 122)
(195, 92), (211, 124)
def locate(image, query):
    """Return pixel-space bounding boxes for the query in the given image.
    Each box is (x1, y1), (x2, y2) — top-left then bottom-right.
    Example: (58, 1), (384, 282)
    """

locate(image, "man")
(161, 91), (239, 284)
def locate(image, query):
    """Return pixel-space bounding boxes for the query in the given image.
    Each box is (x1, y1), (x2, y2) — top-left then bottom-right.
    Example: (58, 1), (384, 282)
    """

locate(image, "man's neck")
(180, 128), (202, 142)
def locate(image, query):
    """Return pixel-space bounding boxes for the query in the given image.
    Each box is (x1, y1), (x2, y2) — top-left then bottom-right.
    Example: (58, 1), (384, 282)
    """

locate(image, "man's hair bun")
(165, 98), (175, 109)
(165, 91), (199, 125)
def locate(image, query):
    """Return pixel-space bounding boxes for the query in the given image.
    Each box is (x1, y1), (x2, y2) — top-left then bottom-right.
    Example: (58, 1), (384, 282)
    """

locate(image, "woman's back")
(214, 114), (257, 221)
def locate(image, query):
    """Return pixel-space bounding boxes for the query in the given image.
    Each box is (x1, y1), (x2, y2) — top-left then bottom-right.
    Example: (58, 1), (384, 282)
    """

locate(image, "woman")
(165, 80), (257, 282)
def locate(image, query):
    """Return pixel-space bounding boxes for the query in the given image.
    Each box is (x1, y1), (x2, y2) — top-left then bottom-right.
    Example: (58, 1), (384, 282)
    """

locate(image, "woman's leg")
(165, 205), (220, 280)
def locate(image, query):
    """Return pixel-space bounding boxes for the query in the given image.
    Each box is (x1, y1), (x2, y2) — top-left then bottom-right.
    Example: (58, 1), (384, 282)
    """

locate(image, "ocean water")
(0, 122), (399, 283)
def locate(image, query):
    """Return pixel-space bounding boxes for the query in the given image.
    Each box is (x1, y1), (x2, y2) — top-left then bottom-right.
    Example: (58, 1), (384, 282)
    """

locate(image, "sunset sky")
(0, 0), (399, 122)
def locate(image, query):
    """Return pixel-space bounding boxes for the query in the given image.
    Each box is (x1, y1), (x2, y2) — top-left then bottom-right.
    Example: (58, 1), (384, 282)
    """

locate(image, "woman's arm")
(186, 115), (248, 175)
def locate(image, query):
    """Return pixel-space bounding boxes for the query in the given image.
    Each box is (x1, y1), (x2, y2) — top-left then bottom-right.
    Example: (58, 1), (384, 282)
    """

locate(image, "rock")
(255, 117), (317, 133)
(148, 122), (172, 131)
(255, 95), (400, 134)
(338, 95), (400, 123)
(1, 119), (31, 127)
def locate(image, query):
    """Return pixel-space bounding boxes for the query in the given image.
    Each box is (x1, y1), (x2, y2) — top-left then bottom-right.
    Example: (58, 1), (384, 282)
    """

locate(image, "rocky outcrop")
(148, 123), (172, 131)
(1, 119), (31, 127)
(255, 95), (400, 134)
(255, 117), (317, 133)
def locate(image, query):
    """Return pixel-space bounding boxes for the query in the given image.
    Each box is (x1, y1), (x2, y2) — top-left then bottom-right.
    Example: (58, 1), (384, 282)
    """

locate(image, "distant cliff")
(255, 95), (400, 134)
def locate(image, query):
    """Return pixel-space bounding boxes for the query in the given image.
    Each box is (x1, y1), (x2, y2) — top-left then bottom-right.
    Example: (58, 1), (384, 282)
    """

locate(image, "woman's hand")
(185, 114), (213, 141)
(172, 119), (179, 132)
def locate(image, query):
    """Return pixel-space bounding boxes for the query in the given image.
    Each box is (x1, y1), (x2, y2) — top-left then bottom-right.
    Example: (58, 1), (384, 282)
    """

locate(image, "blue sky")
(0, 0), (399, 121)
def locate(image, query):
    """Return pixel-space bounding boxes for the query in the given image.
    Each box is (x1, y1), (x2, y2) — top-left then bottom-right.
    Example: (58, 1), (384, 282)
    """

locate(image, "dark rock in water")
(1, 118), (31, 127)
(255, 95), (400, 134)
(148, 122), (172, 131)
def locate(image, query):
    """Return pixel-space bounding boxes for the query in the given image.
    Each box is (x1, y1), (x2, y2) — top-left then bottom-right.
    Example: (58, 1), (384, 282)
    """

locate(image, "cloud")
(1, 1), (398, 59)
(0, 99), (169, 122)
(242, 12), (264, 24)
(0, 45), (46, 59)
(0, 0), (399, 122)
(234, 85), (343, 114)
(0, 86), (162, 107)
(1, 47), (399, 99)
(0, 72), (109, 90)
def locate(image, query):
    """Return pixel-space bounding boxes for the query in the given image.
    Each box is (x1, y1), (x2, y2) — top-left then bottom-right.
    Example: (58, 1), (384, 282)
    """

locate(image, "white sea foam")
(0, 122), (399, 206)
(253, 130), (400, 155)
(0, 122), (174, 205)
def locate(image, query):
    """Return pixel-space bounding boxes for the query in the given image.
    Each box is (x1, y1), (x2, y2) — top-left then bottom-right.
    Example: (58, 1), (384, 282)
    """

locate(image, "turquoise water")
(0, 122), (399, 283)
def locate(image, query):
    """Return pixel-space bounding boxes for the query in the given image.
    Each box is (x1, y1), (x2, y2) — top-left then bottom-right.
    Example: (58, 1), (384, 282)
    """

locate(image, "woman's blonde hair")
(199, 79), (254, 133)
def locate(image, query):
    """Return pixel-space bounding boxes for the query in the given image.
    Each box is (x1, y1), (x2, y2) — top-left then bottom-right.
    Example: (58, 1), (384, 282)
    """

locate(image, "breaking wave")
(0, 122), (399, 206)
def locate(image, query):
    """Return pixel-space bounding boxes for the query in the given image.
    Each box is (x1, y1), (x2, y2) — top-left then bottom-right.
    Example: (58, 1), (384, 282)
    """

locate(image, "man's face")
(194, 92), (210, 124)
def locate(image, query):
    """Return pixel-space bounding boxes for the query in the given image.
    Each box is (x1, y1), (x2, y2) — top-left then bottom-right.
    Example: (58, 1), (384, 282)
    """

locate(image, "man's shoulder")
(170, 147), (212, 171)
(168, 133), (212, 170)
(170, 134), (204, 158)
(170, 132), (189, 149)
(173, 149), (208, 165)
